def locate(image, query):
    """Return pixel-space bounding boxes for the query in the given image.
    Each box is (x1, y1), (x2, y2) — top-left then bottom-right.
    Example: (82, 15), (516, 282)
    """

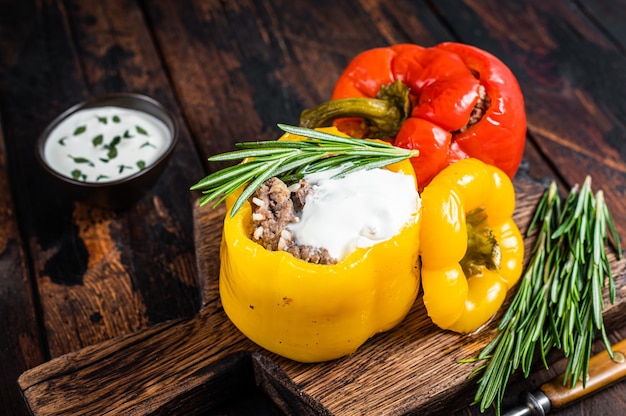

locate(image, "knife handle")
(539, 338), (626, 409)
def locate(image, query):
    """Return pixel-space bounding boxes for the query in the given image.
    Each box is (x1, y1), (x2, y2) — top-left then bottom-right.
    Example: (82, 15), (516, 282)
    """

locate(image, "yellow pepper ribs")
(219, 153), (421, 363)
(419, 158), (524, 333)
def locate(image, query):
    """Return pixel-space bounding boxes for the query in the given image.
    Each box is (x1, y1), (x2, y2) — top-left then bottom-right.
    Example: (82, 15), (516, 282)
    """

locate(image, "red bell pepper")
(300, 43), (526, 190)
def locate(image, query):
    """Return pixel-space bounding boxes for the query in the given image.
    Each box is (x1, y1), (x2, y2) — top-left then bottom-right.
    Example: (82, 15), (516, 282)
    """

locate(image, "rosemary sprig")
(467, 176), (622, 415)
(190, 124), (419, 216)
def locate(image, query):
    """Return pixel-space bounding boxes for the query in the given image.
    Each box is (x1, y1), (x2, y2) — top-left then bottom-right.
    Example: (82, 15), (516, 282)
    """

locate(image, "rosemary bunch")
(468, 176), (622, 415)
(190, 124), (418, 215)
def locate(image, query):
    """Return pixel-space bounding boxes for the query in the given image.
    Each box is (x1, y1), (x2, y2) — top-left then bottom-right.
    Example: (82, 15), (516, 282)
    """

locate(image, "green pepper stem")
(299, 80), (412, 139)
(300, 97), (393, 128)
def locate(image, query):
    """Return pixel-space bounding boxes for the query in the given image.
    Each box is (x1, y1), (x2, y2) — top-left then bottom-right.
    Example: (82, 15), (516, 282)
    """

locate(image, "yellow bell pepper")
(419, 158), (524, 333)
(219, 132), (421, 363)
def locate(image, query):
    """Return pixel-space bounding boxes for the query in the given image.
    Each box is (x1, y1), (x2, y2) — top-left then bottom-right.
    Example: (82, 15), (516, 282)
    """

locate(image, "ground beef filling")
(248, 177), (337, 265)
(453, 84), (491, 135)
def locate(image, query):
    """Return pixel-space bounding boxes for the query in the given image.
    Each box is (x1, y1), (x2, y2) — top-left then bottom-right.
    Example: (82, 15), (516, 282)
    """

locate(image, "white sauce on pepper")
(43, 106), (171, 183)
(287, 168), (420, 261)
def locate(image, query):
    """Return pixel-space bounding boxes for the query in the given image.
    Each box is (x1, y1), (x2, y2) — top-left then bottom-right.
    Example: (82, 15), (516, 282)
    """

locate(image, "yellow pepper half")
(219, 131), (421, 363)
(419, 158), (524, 333)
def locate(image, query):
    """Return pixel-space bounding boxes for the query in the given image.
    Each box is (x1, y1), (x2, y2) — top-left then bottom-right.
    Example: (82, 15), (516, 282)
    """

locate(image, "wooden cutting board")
(18, 175), (626, 415)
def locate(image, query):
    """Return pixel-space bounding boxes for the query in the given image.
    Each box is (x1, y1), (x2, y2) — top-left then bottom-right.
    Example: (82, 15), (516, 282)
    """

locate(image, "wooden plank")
(141, 0), (447, 163)
(0, 2), (50, 415)
(578, 0), (626, 47)
(0, 0), (204, 359)
(0, 112), (46, 416)
(18, 175), (626, 415)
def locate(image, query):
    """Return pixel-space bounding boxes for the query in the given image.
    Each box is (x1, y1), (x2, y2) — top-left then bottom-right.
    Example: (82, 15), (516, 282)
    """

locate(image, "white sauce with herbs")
(43, 106), (171, 183)
(287, 167), (420, 261)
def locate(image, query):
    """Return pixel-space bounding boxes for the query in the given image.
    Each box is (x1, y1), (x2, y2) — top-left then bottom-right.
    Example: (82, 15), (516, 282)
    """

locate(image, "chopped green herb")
(107, 147), (118, 159)
(112, 115), (121, 123)
(73, 125), (87, 136)
(136, 160), (146, 170)
(71, 169), (86, 181)
(99, 158), (109, 163)
(97, 116), (107, 124)
(140, 141), (156, 149)
(136, 125), (148, 136)
(104, 136), (121, 159)
(123, 130), (133, 139)
(68, 155), (95, 167)
(58, 137), (68, 146)
(92, 134), (104, 147)
(118, 164), (133, 174)
(96, 174), (110, 181)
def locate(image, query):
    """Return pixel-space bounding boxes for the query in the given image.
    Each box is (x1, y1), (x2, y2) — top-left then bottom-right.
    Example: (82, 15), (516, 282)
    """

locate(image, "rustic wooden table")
(1, 1), (625, 415)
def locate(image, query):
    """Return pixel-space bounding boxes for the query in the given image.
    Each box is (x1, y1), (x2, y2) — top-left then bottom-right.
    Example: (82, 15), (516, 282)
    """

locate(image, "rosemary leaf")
(468, 177), (621, 415)
(277, 123), (395, 148)
(334, 155), (410, 177)
(191, 124), (418, 216)
(270, 153), (328, 180)
(190, 159), (262, 190)
(198, 162), (265, 208)
(207, 148), (295, 161)
(230, 159), (285, 215)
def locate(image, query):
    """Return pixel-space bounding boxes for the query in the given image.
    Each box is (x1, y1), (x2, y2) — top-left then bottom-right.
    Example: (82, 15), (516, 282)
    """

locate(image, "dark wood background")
(1, 0), (625, 415)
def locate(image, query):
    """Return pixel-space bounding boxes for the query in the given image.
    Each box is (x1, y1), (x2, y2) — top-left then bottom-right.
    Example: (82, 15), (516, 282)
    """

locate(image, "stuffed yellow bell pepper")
(419, 158), (524, 333)
(219, 139), (421, 363)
